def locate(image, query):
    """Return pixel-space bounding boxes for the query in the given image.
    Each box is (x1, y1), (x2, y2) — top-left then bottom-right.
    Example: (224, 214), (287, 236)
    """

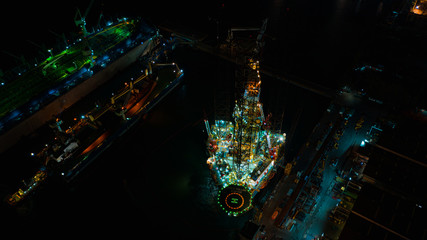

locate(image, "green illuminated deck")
(0, 20), (135, 118)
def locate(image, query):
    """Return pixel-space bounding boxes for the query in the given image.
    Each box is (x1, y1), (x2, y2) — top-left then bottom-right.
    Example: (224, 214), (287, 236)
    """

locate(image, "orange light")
(412, 8), (423, 14)
(225, 192), (244, 210)
(81, 131), (110, 155)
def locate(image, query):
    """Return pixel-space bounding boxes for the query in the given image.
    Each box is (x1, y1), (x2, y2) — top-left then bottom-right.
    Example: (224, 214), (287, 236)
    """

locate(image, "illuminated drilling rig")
(205, 59), (286, 216)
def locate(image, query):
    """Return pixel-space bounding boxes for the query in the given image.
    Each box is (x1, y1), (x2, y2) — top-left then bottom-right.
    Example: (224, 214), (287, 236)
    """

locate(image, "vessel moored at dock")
(0, 17), (160, 153)
(5, 35), (184, 206)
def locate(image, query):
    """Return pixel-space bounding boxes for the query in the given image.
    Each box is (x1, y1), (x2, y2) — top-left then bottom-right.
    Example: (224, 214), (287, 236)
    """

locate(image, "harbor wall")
(0, 42), (149, 153)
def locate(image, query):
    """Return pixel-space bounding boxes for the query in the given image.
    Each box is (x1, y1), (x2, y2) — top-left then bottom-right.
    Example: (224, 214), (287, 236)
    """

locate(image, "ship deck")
(0, 19), (136, 121)
(2, 50), (183, 205)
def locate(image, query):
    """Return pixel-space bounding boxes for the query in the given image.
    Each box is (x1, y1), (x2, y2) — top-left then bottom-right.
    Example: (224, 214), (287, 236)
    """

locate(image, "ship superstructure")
(205, 59), (286, 216)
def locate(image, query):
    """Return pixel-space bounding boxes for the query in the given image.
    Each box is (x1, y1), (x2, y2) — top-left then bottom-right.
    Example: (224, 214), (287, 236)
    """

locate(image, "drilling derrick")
(233, 63), (262, 179)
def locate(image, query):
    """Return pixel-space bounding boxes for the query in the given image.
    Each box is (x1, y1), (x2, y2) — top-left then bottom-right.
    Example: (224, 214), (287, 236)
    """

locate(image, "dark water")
(0, 0), (403, 237)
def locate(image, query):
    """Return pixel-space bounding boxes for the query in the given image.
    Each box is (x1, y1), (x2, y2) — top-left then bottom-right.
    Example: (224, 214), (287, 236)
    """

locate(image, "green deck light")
(0, 19), (136, 119)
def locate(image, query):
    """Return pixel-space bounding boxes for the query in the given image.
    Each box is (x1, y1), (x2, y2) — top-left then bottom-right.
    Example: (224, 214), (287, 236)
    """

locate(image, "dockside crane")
(74, 0), (95, 37)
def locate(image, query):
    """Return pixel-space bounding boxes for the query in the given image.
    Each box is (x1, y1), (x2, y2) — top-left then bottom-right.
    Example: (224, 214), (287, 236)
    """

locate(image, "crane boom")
(74, 0), (95, 37)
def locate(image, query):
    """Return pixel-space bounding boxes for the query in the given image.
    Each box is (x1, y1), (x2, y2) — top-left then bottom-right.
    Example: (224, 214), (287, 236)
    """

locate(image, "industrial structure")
(205, 58), (286, 216)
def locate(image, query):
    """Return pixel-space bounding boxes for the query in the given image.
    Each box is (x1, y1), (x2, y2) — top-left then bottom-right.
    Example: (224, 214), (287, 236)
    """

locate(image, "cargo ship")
(0, 17), (160, 153)
(4, 19), (183, 206)
(6, 55), (183, 206)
